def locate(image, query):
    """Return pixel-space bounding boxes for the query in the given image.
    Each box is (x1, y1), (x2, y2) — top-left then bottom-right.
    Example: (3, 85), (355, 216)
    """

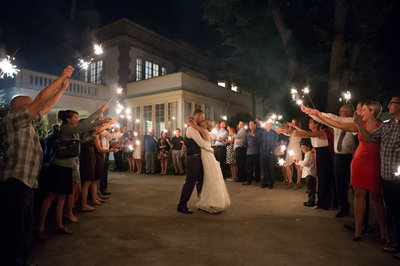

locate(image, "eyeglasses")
(388, 102), (400, 105)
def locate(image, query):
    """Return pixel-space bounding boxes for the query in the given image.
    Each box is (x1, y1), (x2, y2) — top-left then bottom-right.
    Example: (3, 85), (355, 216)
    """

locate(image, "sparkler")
(221, 115), (227, 121)
(0, 55), (20, 79)
(135, 119), (140, 123)
(339, 91), (352, 104)
(395, 166), (400, 177)
(280, 145), (286, 152)
(277, 158), (285, 166)
(302, 86), (316, 109)
(244, 125), (248, 130)
(78, 58), (93, 70)
(212, 128), (217, 134)
(136, 140), (141, 145)
(93, 44), (103, 55)
(134, 132), (138, 137)
(128, 145), (133, 151)
(288, 150), (294, 157)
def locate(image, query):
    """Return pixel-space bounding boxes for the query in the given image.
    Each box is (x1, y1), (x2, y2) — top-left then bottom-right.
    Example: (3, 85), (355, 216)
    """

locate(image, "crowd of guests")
(0, 65), (399, 265)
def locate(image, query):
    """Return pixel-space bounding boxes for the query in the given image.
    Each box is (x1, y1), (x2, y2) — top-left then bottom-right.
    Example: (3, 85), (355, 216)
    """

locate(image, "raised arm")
(294, 130), (326, 139)
(186, 127), (213, 152)
(96, 119), (116, 135)
(28, 65), (74, 118)
(354, 112), (372, 143)
(315, 111), (358, 132)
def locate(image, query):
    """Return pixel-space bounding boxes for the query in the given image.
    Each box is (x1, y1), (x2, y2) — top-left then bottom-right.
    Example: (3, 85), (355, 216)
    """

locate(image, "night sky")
(0, 0), (221, 74)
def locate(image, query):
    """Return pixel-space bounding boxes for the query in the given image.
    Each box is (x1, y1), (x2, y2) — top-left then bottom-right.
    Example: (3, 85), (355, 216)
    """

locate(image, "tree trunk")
(251, 93), (256, 118)
(268, 0), (305, 88)
(326, 0), (348, 112)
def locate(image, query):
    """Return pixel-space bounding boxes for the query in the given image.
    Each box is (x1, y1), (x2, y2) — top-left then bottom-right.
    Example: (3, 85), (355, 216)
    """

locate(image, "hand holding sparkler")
(61, 65), (74, 79)
(101, 103), (109, 112)
(353, 112), (363, 127)
(0, 55), (20, 79)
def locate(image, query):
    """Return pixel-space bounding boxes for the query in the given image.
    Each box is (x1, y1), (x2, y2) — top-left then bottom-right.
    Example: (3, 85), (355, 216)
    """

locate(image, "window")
(231, 83), (238, 92)
(204, 105), (210, 119)
(168, 102), (177, 136)
(155, 104), (165, 137)
(144, 105), (153, 133)
(135, 107), (140, 131)
(30, 75), (33, 84)
(195, 103), (202, 111)
(39, 77), (42, 86)
(184, 102), (192, 120)
(44, 78), (47, 86)
(35, 76), (38, 85)
(86, 60), (103, 84)
(152, 63), (159, 77)
(218, 81), (226, 87)
(145, 61), (152, 79)
(136, 58), (142, 81)
(161, 67), (167, 76)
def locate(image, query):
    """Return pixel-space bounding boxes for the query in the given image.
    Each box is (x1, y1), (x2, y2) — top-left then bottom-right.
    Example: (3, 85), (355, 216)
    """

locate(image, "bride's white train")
(196, 132), (231, 213)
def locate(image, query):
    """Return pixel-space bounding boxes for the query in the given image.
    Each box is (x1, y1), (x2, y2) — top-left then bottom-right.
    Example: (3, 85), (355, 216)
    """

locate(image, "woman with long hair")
(158, 131), (171, 175)
(294, 118), (335, 210)
(37, 105), (110, 237)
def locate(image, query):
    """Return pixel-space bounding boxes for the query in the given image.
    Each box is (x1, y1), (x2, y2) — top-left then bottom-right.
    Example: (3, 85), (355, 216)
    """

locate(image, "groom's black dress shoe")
(177, 207), (193, 214)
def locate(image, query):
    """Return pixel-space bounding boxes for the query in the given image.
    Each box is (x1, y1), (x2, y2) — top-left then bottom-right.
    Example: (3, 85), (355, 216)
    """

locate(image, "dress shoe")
(336, 209), (349, 218)
(101, 191), (111, 196)
(353, 237), (361, 242)
(242, 181), (251, 186)
(304, 202), (315, 207)
(260, 184), (268, 188)
(177, 207), (193, 214)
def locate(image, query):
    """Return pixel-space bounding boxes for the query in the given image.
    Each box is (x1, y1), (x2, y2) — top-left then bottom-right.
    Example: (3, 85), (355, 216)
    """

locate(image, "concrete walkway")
(30, 172), (397, 266)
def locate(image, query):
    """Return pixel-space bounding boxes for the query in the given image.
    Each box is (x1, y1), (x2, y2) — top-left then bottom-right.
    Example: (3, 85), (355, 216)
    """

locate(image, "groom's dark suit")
(177, 127), (204, 210)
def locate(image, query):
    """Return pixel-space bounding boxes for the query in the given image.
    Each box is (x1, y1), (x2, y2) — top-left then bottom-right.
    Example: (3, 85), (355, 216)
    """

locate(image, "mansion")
(3, 18), (263, 137)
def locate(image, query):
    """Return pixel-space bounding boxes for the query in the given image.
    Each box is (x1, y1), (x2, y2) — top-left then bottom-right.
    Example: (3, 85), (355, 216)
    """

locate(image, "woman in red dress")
(309, 100), (388, 242)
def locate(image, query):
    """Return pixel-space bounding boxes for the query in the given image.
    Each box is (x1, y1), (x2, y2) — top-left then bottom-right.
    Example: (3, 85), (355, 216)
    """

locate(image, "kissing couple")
(177, 109), (231, 214)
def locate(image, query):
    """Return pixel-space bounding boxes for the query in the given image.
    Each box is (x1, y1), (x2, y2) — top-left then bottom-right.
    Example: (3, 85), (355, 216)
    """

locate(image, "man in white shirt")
(302, 104), (356, 217)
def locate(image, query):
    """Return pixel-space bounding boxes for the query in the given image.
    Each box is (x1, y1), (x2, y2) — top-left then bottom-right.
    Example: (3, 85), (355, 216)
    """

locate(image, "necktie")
(337, 130), (346, 152)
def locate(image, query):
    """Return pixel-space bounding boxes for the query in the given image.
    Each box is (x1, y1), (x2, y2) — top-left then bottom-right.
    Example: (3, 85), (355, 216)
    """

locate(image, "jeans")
(0, 178), (34, 266)
(261, 153), (275, 186)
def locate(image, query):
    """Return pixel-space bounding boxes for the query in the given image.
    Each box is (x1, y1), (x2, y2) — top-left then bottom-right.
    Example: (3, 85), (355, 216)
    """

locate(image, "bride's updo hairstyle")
(204, 118), (214, 132)
(58, 110), (79, 126)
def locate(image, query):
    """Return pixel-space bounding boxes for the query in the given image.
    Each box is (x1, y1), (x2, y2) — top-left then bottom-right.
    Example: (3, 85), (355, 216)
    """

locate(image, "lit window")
(231, 84), (238, 92)
(88, 60), (103, 85)
(136, 58), (142, 81)
(161, 67), (167, 76)
(153, 64), (159, 77)
(155, 103), (165, 137)
(145, 61), (152, 79)
(144, 105), (153, 133)
(218, 81), (226, 87)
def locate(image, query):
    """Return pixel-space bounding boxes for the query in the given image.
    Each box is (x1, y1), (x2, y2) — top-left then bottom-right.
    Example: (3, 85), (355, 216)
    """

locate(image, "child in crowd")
(295, 139), (317, 207)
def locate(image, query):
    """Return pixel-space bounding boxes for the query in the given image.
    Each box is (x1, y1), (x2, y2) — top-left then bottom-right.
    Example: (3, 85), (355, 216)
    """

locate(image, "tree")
(203, 0), (396, 115)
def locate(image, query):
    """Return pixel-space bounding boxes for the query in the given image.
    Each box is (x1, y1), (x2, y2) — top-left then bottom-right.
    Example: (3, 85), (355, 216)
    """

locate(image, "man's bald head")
(10, 96), (33, 112)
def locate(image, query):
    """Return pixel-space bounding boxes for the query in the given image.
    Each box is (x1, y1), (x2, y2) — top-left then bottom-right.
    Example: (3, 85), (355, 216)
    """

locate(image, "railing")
(14, 69), (110, 100)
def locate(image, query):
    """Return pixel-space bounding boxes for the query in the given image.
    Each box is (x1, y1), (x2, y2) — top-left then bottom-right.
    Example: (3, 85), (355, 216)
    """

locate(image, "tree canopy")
(203, 0), (398, 118)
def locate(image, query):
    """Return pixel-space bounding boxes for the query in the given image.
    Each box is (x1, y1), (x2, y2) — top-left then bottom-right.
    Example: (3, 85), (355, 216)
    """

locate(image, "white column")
(177, 97), (184, 135)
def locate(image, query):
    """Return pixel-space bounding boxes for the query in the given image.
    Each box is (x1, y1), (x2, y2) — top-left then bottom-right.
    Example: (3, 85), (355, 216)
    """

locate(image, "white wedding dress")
(196, 133), (231, 213)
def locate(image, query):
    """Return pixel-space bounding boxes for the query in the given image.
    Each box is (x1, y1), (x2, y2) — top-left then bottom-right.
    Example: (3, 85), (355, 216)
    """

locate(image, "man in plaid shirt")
(0, 65), (74, 266)
(355, 95), (400, 258)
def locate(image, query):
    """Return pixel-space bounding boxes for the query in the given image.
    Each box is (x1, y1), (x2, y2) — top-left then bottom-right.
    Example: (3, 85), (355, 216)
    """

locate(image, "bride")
(188, 118), (231, 213)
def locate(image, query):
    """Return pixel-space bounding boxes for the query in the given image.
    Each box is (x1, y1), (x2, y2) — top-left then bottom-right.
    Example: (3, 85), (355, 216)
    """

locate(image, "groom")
(177, 109), (213, 214)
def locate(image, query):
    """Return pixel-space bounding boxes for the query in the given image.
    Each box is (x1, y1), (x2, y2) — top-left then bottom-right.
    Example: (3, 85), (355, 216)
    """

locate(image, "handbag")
(54, 133), (80, 158)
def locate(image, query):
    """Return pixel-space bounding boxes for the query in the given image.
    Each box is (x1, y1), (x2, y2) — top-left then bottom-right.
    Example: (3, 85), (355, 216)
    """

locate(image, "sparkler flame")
(296, 99), (303, 106)
(343, 91), (351, 101)
(288, 150), (294, 156)
(136, 140), (141, 145)
(128, 145), (133, 151)
(303, 87), (310, 94)
(93, 44), (103, 55)
(221, 115), (227, 121)
(135, 119), (140, 123)
(277, 158), (285, 166)
(0, 55), (20, 79)
(281, 145), (286, 152)
(395, 166), (400, 177)
(134, 132), (138, 137)
(117, 88), (123, 94)
(78, 58), (92, 70)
